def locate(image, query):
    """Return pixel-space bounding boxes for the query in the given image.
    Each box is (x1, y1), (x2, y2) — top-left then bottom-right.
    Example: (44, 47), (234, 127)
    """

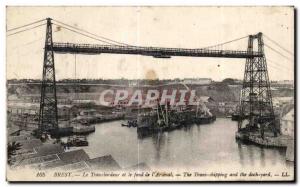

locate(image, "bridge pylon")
(37, 18), (59, 138)
(238, 32), (276, 138)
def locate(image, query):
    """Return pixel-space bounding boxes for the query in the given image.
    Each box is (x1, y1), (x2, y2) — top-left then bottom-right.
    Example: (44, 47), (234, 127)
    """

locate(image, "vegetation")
(7, 141), (22, 166)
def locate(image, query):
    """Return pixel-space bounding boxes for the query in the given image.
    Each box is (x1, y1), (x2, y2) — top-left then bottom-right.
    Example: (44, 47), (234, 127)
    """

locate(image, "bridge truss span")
(50, 42), (262, 59)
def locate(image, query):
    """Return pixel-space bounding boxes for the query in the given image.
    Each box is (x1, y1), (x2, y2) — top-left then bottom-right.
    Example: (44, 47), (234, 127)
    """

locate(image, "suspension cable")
(53, 18), (253, 51)
(200, 35), (249, 49)
(265, 44), (293, 61)
(266, 57), (293, 73)
(264, 34), (293, 55)
(7, 23), (47, 37)
(53, 23), (117, 45)
(52, 19), (130, 46)
(7, 18), (46, 32)
(267, 58), (293, 70)
(268, 63), (293, 72)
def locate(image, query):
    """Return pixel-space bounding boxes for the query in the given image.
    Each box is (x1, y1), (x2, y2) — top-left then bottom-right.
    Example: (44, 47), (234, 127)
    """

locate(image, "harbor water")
(65, 118), (293, 172)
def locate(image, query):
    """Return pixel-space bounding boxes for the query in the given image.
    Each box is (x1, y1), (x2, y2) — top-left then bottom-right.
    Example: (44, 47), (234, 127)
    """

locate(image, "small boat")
(121, 123), (129, 127)
(128, 120), (137, 127)
(67, 135), (88, 147)
(168, 123), (181, 130)
(72, 124), (95, 134)
(121, 120), (138, 128)
(231, 113), (241, 121)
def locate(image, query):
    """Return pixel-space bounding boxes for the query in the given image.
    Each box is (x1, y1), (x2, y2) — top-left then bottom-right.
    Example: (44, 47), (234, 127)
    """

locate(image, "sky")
(6, 6), (294, 81)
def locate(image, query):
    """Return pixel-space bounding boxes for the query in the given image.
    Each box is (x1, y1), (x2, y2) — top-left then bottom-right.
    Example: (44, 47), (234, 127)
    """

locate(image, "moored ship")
(137, 103), (216, 138)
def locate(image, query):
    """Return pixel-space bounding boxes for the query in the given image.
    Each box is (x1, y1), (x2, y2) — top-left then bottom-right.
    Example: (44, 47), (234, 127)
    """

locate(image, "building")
(128, 80), (140, 87)
(280, 108), (294, 138)
(58, 105), (79, 118)
(181, 78), (212, 85)
(275, 80), (294, 85)
(7, 103), (78, 119)
(273, 97), (294, 109)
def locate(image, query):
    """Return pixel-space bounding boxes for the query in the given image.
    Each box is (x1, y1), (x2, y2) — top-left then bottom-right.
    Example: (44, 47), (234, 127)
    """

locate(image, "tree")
(222, 78), (235, 84)
(7, 142), (22, 166)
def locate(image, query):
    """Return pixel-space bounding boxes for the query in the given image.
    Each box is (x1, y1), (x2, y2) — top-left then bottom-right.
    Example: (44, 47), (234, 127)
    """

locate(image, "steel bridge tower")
(238, 32), (276, 138)
(37, 18), (58, 137)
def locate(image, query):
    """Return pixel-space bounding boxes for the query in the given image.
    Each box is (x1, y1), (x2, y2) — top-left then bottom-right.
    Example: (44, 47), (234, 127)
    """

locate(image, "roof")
(21, 149), (90, 169)
(282, 108), (294, 121)
(18, 154), (60, 166)
(14, 143), (64, 162)
(56, 161), (89, 171)
(8, 135), (28, 143)
(57, 149), (90, 164)
(7, 125), (20, 136)
(281, 103), (294, 117)
(42, 149), (90, 169)
(34, 144), (65, 157)
(86, 155), (121, 170)
(40, 160), (65, 170)
(17, 139), (42, 150)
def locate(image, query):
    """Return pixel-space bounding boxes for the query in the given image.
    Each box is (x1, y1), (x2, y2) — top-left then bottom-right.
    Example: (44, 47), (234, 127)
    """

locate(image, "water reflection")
(152, 132), (166, 162)
(236, 141), (265, 167)
(260, 147), (266, 167)
(236, 140), (288, 168)
(248, 145), (254, 166)
(237, 142), (245, 166)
